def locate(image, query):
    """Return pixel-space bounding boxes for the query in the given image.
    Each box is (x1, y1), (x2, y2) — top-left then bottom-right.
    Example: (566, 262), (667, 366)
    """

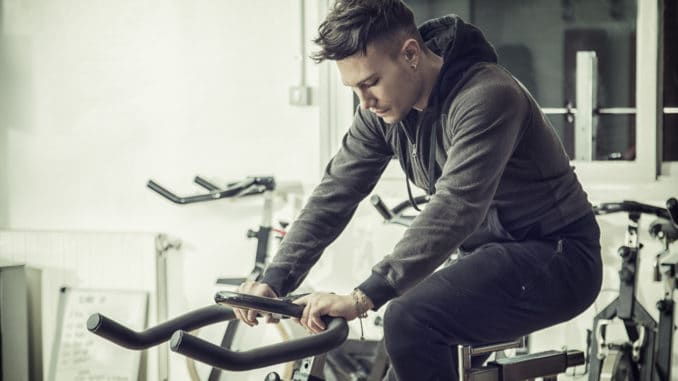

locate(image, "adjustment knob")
(618, 246), (632, 259)
(265, 372), (281, 381)
(657, 299), (673, 312)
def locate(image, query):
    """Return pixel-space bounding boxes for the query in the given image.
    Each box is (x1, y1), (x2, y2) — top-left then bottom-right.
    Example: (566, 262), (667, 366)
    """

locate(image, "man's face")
(337, 42), (420, 124)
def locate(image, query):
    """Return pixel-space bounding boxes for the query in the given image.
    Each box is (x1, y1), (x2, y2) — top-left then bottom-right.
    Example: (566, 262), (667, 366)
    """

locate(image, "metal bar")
(298, 0), (306, 86)
(575, 51), (598, 161)
(194, 176), (221, 191)
(156, 241), (169, 381)
(635, 0), (660, 178)
(656, 299), (674, 381)
(470, 339), (524, 356)
(544, 106), (678, 115)
(541, 108), (572, 114)
(458, 345), (472, 381)
(597, 107), (636, 114)
(546, 107), (678, 115)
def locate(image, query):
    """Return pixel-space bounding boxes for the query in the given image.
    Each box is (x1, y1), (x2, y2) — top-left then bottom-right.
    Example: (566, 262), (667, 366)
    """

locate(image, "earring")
(411, 63), (417, 70)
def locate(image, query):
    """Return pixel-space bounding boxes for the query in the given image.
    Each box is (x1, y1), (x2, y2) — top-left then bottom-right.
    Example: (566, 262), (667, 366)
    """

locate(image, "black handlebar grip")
(87, 313), (152, 350)
(147, 180), (184, 203)
(667, 198), (678, 227)
(170, 316), (349, 371)
(370, 195), (394, 220)
(594, 201), (670, 219)
(88, 305), (236, 350)
(194, 176), (221, 191)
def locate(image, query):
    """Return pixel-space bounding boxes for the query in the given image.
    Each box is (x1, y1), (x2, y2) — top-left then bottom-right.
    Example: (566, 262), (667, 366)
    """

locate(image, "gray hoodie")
(261, 15), (592, 309)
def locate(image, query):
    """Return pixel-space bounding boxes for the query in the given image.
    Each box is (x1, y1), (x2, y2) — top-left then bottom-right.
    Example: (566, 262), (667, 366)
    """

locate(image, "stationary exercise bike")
(89, 190), (587, 381)
(588, 198), (678, 381)
(89, 286), (585, 381)
(145, 178), (426, 381)
(148, 175), (302, 380)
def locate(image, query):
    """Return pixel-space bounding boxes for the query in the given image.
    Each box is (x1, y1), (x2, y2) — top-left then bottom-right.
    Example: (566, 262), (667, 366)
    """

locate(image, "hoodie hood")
(418, 15), (498, 107)
(398, 15), (498, 199)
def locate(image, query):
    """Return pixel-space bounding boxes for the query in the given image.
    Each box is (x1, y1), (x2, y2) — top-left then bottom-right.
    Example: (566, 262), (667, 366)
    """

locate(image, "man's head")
(312, 0), (432, 123)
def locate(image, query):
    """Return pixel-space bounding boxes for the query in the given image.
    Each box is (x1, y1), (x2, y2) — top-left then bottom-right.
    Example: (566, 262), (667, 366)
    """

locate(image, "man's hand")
(293, 292), (362, 334)
(233, 281), (278, 326)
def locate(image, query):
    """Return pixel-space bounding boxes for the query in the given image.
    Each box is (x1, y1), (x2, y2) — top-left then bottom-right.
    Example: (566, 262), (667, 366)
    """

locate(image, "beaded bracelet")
(351, 288), (370, 318)
(351, 288), (370, 340)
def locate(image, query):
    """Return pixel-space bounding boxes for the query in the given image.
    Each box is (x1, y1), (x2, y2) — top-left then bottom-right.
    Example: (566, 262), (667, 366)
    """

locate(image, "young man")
(235, 1), (602, 380)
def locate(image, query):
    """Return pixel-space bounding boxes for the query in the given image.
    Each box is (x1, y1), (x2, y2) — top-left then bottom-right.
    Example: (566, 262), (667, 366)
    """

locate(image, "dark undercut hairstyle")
(311, 0), (425, 63)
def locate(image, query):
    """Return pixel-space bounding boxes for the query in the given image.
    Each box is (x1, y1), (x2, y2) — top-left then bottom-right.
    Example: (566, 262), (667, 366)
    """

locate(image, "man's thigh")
(391, 239), (598, 345)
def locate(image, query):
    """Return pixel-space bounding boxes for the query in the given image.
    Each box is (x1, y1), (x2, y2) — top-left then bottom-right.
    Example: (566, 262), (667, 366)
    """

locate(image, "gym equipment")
(89, 288), (584, 381)
(588, 198), (678, 381)
(87, 298), (348, 379)
(148, 175), (300, 380)
(89, 187), (588, 380)
(147, 176), (285, 284)
(369, 194), (429, 226)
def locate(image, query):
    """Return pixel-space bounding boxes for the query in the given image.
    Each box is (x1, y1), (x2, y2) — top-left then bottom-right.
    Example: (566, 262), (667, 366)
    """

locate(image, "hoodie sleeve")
(359, 78), (530, 309)
(261, 107), (393, 297)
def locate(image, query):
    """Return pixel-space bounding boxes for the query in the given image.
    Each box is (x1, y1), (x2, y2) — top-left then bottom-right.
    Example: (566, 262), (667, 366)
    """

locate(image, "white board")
(0, 230), (176, 380)
(49, 287), (148, 381)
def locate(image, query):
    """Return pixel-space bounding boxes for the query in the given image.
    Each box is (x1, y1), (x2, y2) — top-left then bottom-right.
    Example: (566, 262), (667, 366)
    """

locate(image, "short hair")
(311, 0), (424, 63)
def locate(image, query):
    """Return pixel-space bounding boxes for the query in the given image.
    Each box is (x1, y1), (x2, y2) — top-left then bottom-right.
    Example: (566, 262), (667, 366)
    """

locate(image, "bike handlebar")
(147, 176), (276, 204)
(171, 316), (348, 371)
(89, 295), (349, 372)
(87, 304), (235, 350)
(370, 194), (429, 227)
(593, 200), (673, 221)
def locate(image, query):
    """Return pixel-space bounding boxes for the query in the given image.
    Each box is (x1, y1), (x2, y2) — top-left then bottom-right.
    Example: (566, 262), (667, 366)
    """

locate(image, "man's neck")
(413, 53), (444, 111)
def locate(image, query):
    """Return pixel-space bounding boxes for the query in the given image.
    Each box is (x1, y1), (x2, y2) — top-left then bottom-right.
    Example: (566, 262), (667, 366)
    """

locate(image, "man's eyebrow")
(343, 74), (378, 87)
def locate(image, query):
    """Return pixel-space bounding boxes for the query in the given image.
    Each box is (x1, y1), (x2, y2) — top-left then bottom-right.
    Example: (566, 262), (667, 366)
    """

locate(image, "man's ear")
(401, 39), (421, 69)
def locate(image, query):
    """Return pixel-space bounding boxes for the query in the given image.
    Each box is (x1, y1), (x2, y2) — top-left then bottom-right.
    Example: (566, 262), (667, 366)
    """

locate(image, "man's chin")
(381, 115), (404, 124)
(377, 111), (404, 124)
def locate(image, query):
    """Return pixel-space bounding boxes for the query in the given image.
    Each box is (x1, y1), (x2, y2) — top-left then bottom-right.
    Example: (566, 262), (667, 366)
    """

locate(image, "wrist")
(351, 288), (374, 318)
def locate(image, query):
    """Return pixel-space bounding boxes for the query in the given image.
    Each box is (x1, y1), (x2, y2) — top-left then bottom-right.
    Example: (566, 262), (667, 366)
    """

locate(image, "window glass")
(406, 0), (637, 160)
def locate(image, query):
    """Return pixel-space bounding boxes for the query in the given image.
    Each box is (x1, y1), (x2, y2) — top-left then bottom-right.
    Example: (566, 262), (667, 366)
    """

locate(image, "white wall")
(1, 0), (324, 280)
(1, 1), (325, 379)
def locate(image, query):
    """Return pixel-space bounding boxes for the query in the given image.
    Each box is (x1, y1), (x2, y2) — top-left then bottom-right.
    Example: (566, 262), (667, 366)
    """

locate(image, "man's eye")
(367, 79), (379, 87)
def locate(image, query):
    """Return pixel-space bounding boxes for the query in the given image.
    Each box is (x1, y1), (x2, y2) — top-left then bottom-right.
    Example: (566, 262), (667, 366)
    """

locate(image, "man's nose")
(356, 89), (376, 110)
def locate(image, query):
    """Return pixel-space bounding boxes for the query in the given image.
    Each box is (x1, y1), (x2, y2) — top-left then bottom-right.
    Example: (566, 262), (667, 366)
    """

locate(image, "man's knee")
(383, 299), (428, 357)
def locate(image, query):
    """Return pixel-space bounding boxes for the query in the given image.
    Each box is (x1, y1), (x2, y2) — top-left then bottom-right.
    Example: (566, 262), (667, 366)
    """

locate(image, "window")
(320, 0), (666, 181)
(410, 0), (638, 161)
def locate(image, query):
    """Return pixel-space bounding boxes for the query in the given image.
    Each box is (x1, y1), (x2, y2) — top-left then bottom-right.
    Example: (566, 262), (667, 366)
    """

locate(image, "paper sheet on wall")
(49, 287), (148, 381)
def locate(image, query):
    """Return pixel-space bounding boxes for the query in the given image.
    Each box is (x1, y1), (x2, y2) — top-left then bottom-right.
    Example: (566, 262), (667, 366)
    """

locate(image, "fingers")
(233, 307), (252, 326)
(308, 310), (326, 333)
(295, 293), (327, 334)
(231, 281), (278, 327)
